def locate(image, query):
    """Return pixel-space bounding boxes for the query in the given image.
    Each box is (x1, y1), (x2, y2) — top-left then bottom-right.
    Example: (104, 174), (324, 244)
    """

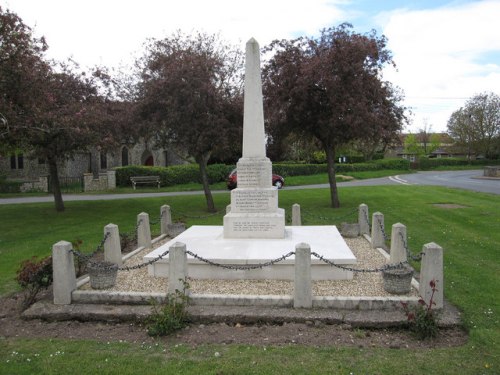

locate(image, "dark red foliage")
(263, 24), (407, 207)
(135, 32), (243, 212)
(1, 7), (129, 211)
(16, 256), (53, 309)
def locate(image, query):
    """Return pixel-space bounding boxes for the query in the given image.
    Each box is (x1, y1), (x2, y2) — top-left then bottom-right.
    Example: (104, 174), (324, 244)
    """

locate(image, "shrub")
(147, 280), (190, 336)
(416, 157), (494, 170)
(335, 158), (410, 173)
(401, 279), (439, 339)
(273, 163), (328, 177)
(311, 151), (326, 164)
(0, 179), (22, 193)
(16, 256), (53, 309)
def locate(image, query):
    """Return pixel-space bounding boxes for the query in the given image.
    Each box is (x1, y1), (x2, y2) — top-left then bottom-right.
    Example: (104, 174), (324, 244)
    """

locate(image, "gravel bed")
(80, 236), (417, 297)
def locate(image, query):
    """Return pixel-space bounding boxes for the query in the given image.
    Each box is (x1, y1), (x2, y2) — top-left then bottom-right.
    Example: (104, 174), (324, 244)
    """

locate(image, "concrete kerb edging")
(71, 291), (419, 311)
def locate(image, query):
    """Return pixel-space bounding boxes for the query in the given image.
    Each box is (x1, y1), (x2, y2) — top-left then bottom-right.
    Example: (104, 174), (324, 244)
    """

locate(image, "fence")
(52, 203), (444, 309)
(49, 176), (84, 193)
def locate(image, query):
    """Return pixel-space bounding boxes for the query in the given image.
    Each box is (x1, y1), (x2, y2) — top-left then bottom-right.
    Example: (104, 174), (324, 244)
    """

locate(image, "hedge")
(416, 157), (496, 170)
(0, 179), (22, 193)
(273, 158), (410, 177)
(115, 164), (234, 187)
(115, 159), (411, 187)
(272, 164), (328, 177)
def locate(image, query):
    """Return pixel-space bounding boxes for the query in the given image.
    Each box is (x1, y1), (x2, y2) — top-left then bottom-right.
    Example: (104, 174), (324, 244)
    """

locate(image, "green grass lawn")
(0, 185), (499, 374)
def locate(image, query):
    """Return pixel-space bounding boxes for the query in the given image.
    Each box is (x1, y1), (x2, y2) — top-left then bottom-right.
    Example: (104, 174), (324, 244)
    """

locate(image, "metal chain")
(149, 210), (165, 226)
(311, 251), (409, 273)
(377, 217), (388, 241)
(121, 218), (144, 241)
(363, 209), (370, 232)
(185, 250), (296, 270)
(135, 218), (143, 231)
(70, 232), (110, 261)
(118, 249), (170, 271)
(398, 232), (423, 261)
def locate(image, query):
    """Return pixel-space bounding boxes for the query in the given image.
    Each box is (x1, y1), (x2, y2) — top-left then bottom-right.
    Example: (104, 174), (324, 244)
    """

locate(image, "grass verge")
(0, 185), (498, 374)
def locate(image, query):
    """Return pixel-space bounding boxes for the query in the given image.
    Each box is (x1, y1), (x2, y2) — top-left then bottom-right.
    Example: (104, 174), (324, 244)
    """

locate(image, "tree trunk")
(48, 157), (65, 212)
(325, 145), (340, 208)
(197, 154), (216, 213)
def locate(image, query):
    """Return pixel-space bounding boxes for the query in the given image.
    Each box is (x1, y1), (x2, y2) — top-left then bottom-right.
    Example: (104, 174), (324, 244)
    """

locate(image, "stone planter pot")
(341, 222), (360, 238)
(167, 223), (186, 237)
(87, 261), (118, 289)
(382, 265), (414, 294)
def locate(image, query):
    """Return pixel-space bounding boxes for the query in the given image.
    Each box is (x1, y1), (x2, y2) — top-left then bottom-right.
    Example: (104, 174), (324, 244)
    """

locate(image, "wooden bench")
(130, 176), (161, 189)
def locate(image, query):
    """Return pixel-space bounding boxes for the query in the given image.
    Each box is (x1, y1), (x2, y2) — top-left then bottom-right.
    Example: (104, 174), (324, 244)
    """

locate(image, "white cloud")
(5, 0), (345, 68)
(379, 0), (500, 132)
(5, 0), (498, 133)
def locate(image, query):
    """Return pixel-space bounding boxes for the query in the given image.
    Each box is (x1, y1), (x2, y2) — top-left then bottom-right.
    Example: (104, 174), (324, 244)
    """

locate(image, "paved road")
(387, 170), (499, 195)
(0, 169), (498, 205)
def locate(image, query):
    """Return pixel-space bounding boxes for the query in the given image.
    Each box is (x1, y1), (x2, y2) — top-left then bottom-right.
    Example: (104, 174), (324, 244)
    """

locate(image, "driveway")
(0, 169), (498, 205)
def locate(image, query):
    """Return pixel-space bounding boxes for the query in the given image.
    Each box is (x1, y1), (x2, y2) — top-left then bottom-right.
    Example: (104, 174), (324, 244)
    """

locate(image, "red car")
(227, 169), (285, 190)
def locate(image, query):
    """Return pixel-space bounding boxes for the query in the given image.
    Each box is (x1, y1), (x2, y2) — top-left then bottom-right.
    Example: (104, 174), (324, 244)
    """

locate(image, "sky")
(2, 0), (500, 133)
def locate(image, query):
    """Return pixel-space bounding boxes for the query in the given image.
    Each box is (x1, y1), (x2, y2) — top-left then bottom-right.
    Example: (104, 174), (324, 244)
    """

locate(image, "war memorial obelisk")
(223, 38), (286, 239)
(144, 38), (356, 281)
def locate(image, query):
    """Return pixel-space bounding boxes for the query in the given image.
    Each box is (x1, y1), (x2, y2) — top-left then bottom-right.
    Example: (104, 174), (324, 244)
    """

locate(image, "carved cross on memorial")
(223, 38), (286, 239)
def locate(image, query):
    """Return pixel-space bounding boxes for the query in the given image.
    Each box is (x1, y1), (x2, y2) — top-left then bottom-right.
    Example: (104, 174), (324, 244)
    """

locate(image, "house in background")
(0, 138), (186, 190)
(385, 133), (467, 161)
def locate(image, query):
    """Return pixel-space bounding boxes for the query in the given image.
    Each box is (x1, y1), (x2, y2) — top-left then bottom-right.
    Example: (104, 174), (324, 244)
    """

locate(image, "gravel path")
(80, 236), (417, 297)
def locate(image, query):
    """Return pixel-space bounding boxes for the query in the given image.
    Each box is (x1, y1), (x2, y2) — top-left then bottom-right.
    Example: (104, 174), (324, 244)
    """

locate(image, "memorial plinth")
(146, 225), (356, 280)
(223, 38), (285, 239)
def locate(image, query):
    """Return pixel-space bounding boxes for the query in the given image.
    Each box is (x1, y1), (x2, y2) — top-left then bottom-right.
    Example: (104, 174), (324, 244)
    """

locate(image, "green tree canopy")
(447, 92), (499, 159)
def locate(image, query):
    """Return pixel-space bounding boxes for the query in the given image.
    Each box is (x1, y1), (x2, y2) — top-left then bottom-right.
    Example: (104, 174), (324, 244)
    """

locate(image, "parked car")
(226, 169), (285, 190)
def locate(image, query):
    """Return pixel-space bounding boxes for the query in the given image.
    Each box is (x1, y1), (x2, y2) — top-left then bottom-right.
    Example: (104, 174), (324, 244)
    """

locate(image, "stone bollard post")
(294, 243), (312, 308)
(371, 212), (385, 249)
(137, 212), (152, 249)
(52, 241), (76, 305)
(358, 204), (370, 235)
(104, 224), (122, 266)
(292, 204), (301, 226)
(160, 205), (172, 236)
(168, 242), (188, 295)
(390, 223), (407, 264)
(419, 242), (444, 309)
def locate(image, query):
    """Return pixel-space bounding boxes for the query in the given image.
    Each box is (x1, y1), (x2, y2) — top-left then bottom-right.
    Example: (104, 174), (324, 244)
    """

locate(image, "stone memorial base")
(145, 225), (357, 281)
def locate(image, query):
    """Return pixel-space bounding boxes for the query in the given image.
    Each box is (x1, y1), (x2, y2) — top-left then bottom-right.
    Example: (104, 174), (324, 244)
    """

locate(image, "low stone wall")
(83, 170), (116, 192)
(20, 176), (48, 193)
(484, 166), (500, 177)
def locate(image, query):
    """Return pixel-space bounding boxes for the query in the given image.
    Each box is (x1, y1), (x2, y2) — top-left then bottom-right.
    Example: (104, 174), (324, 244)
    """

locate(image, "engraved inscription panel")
(232, 220), (276, 233)
(237, 162), (272, 188)
(232, 190), (277, 212)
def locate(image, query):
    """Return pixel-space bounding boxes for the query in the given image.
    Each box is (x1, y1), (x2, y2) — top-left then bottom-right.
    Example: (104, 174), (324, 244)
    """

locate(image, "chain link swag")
(185, 250), (296, 270)
(311, 251), (409, 273)
(399, 232), (423, 261)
